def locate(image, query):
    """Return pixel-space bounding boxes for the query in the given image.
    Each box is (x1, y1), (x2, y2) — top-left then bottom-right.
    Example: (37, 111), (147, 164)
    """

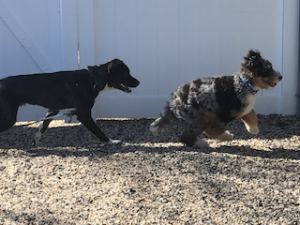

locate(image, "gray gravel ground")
(0, 114), (300, 225)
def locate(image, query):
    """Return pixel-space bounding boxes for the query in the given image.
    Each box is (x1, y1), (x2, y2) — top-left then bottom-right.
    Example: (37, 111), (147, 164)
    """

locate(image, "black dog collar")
(240, 77), (258, 94)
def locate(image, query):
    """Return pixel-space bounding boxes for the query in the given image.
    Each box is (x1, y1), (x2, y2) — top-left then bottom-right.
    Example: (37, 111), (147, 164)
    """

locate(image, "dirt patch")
(0, 115), (300, 224)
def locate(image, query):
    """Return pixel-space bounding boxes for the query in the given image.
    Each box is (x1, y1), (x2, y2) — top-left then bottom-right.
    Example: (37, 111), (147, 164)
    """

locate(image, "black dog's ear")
(241, 50), (262, 70)
(107, 61), (113, 73)
(88, 65), (108, 91)
(107, 59), (123, 73)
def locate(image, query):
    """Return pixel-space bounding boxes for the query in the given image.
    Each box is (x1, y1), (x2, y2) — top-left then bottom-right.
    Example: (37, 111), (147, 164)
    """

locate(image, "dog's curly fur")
(150, 50), (282, 148)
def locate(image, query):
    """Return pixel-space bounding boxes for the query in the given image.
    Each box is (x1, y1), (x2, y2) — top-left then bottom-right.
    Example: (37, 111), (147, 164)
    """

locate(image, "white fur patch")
(60, 108), (76, 112)
(149, 118), (161, 134)
(241, 93), (257, 117)
(192, 138), (209, 148)
(101, 84), (116, 92)
(149, 124), (158, 133)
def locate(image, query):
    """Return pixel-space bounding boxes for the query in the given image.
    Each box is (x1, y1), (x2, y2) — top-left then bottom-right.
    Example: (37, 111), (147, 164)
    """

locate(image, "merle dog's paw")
(247, 125), (259, 134)
(107, 139), (122, 145)
(192, 138), (210, 148)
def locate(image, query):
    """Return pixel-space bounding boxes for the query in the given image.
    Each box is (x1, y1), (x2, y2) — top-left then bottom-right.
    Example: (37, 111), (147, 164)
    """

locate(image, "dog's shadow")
(17, 142), (300, 162)
(0, 115), (300, 160)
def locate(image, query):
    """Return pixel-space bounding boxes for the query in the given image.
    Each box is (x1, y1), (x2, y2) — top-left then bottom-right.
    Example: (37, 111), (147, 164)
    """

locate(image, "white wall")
(0, 0), (299, 122)
(94, 0), (299, 117)
(0, 0), (79, 121)
(0, 0), (62, 121)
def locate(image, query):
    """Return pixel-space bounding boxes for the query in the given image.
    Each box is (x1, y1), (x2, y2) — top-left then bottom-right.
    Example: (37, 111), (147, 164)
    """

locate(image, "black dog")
(150, 50), (282, 148)
(0, 59), (139, 145)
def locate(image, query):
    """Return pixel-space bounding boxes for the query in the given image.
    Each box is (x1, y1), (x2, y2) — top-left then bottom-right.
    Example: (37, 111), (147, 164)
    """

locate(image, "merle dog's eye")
(260, 68), (271, 77)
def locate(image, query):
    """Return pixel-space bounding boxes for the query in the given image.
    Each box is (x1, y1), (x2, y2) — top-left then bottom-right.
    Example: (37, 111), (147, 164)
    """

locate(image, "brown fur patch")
(253, 74), (281, 90)
(241, 109), (258, 128)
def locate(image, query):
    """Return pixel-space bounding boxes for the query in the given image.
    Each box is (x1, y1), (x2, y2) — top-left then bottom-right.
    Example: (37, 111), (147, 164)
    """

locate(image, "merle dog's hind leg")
(204, 122), (234, 142)
(149, 106), (175, 134)
(207, 130), (234, 142)
(180, 122), (209, 148)
(33, 110), (59, 145)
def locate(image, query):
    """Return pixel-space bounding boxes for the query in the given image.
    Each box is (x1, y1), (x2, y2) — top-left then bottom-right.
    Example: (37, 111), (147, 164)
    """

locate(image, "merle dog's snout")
(275, 71), (282, 80)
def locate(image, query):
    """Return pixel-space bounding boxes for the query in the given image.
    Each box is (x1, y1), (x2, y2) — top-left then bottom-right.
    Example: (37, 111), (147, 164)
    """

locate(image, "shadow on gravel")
(0, 208), (73, 225)
(2, 142), (298, 161)
(0, 115), (299, 160)
(211, 145), (300, 160)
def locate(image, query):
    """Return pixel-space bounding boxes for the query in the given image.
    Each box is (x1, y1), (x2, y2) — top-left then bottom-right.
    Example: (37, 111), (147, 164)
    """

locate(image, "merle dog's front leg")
(76, 109), (121, 144)
(241, 109), (259, 134)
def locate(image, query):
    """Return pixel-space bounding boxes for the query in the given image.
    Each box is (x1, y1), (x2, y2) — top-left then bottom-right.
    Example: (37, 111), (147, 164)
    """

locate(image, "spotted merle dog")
(150, 50), (282, 148)
(0, 59), (139, 145)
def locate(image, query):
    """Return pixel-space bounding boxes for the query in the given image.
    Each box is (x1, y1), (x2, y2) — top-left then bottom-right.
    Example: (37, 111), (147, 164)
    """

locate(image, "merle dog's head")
(88, 59), (139, 93)
(241, 50), (282, 89)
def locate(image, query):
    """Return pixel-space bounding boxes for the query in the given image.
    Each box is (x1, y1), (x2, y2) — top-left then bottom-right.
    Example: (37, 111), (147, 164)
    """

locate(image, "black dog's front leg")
(76, 110), (121, 144)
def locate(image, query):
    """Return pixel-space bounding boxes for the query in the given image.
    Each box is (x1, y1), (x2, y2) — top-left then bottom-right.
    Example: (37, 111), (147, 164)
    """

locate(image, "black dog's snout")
(134, 80), (140, 87)
(278, 75), (283, 80)
(130, 78), (140, 87)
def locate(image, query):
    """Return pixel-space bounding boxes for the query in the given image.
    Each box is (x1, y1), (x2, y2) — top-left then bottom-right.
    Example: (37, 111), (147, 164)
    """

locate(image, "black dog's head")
(88, 59), (140, 93)
(241, 50), (282, 89)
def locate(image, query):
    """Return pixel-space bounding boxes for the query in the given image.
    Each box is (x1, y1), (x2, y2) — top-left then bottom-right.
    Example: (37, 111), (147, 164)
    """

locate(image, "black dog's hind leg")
(33, 110), (59, 145)
(0, 102), (18, 132)
(149, 106), (175, 134)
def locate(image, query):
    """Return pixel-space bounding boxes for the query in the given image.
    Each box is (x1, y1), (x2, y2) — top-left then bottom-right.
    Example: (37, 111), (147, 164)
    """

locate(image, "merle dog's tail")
(149, 105), (175, 134)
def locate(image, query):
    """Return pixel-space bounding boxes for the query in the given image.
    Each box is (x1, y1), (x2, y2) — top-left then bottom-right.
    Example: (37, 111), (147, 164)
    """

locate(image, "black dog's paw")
(31, 139), (38, 146)
(107, 139), (122, 145)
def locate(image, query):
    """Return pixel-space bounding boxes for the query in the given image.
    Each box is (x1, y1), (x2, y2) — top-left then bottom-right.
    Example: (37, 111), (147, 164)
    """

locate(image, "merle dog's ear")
(88, 65), (108, 91)
(241, 50), (262, 70)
